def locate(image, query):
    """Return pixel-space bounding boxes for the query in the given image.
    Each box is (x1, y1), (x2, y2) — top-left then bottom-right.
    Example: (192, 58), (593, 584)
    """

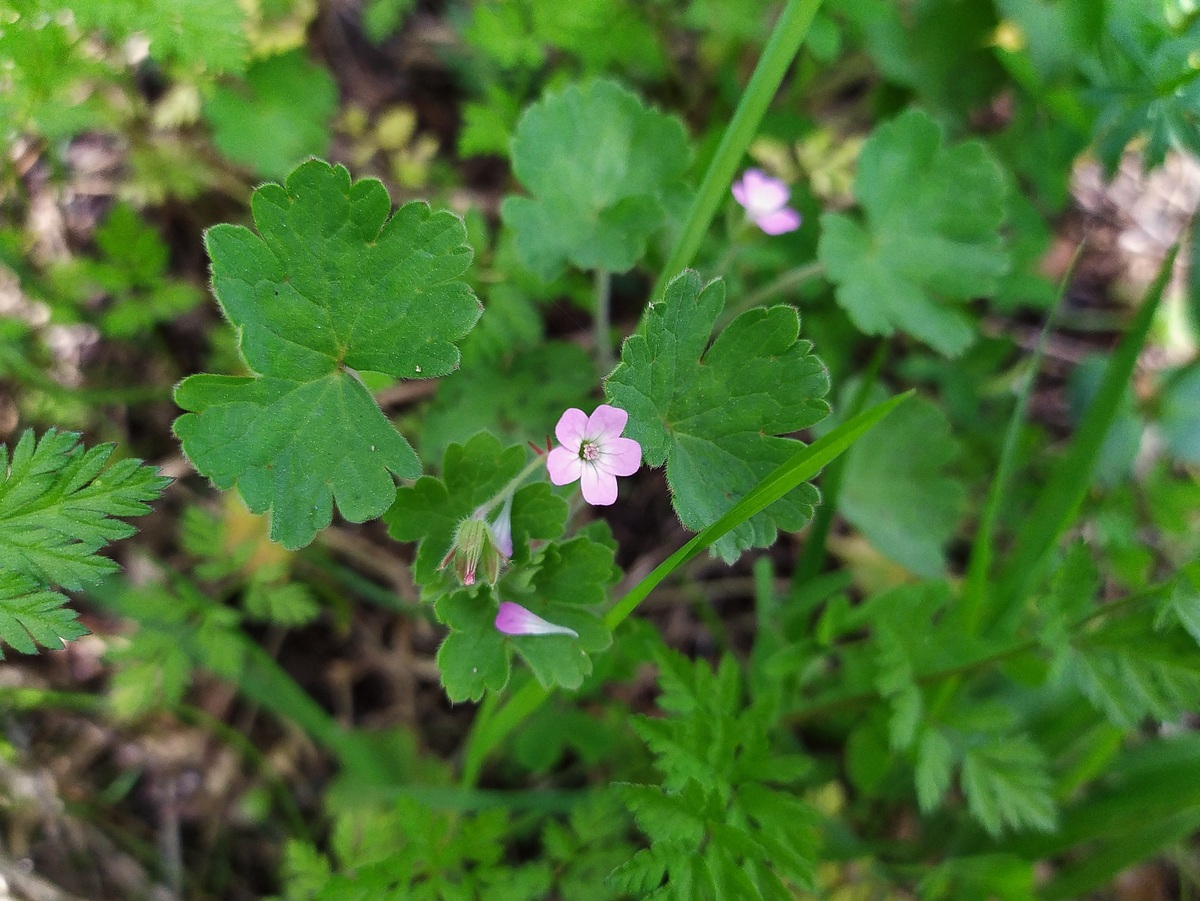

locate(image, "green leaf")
(915, 727), (957, 813)
(417, 341), (596, 465)
(839, 394), (965, 577)
(435, 535), (616, 702)
(385, 433), (567, 589)
(1067, 611), (1200, 728)
(362, 0), (415, 43)
(458, 85), (522, 158)
(616, 652), (817, 898)
(0, 572), (86, 659)
(874, 623), (922, 751)
(244, 581), (320, 627)
(0, 429), (169, 592)
(107, 627), (192, 716)
(500, 79), (691, 279)
(1084, 8), (1200, 174)
(174, 160), (481, 549)
(1159, 568), (1200, 645)
(205, 51), (338, 178)
(70, 0), (248, 73)
(1033, 542), (1099, 663)
(606, 270), (831, 562)
(1158, 365), (1200, 464)
(961, 735), (1057, 836)
(527, 0), (666, 75)
(49, 204), (204, 339)
(436, 590), (513, 702)
(818, 108), (1009, 355)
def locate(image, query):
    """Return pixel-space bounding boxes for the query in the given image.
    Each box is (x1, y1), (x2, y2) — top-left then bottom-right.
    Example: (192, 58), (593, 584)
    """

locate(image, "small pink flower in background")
(732, 168), (801, 235)
(495, 601), (579, 638)
(547, 405), (642, 506)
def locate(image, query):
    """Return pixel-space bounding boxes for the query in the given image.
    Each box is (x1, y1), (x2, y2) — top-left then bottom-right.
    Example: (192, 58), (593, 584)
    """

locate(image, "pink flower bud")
(494, 601), (579, 638)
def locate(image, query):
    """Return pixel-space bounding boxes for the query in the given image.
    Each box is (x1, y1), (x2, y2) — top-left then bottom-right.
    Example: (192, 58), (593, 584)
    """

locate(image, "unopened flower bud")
(441, 516), (503, 587)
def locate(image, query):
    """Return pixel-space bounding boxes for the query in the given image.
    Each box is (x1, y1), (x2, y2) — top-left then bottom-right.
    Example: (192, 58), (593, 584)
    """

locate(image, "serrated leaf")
(385, 433), (566, 589)
(0, 429), (169, 593)
(1034, 542), (1099, 664)
(840, 394), (965, 577)
(1084, 8), (1200, 174)
(874, 623), (922, 751)
(435, 535), (616, 701)
(500, 79), (691, 279)
(174, 160), (480, 549)
(205, 51), (337, 178)
(818, 108), (1009, 355)
(108, 628), (192, 716)
(244, 581), (319, 626)
(961, 736), (1057, 836)
(916, 727), (957, 813)
(1067, 612), (1200, 727)
(436, 590), (513, 702)
(1160, 570), (1200, 645)
(0, 572), (85, 659)
(605, 270), (831, 562)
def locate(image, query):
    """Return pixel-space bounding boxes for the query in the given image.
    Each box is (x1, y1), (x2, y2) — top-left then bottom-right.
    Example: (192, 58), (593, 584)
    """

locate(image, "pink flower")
(488, 496), (513, 558)
(495, 601), (579, 638)
(732, 169), (801, 235)
(546, 405), (642, 506)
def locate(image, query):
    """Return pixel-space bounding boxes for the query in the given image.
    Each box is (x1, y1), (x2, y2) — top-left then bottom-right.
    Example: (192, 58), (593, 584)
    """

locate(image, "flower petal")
(600, 436), (642, 476)
(580, 463), (618, 505)
(754, 207), (801, 235)
(488, 496), (513, 558)
(547, 446), (582, 486)
(554, 407), (589, 450)
(587, 404), (628, 441)
(742, 169), (790, 217)
(494, 602), (579, 638)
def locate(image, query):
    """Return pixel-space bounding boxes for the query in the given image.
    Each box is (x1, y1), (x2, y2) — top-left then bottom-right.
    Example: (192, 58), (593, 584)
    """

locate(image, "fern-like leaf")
(0, 572), (85, 658)
(0, 429), (168, 657)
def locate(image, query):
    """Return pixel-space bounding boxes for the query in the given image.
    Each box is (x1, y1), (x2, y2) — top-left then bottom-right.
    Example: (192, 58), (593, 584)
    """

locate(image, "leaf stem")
(742, 260), (824, 309)
(651, 0), (826, 300)
(474, 453), (549, 519)
(594, 268), (613, 375)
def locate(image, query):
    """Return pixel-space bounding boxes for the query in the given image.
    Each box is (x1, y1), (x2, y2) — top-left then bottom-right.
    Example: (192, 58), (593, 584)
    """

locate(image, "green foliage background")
(0, 0), (1198, 899)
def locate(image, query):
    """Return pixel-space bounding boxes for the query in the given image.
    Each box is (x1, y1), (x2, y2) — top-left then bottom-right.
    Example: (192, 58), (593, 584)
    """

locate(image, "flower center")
(579, 440), (600, 462)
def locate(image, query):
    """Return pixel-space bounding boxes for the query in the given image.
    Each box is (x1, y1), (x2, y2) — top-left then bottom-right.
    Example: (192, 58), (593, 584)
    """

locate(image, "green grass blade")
(651, 0), (825, 300)
(957, 248), (1081, 635)
(604, 391), (911, 630)
(992, 245), (1178, 628)
(460, 391), (912, 786)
